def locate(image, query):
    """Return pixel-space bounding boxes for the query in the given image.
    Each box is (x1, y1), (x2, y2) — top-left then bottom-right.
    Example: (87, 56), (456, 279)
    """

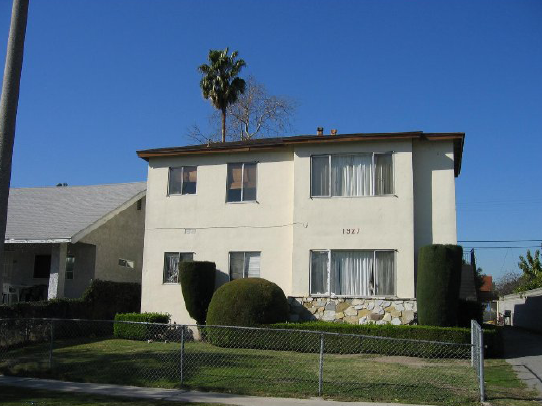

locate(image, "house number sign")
(342, 228), (360, 235)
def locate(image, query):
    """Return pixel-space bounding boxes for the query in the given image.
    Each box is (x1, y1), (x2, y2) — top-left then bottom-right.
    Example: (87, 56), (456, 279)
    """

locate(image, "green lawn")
(0, 336), (480, 405)
(484, 359), (541, 406)
(0, 385), (225, 406)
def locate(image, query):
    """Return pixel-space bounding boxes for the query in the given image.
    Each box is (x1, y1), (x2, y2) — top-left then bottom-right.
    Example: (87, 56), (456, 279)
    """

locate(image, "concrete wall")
(141, 139), (459, 324)
(497, 288), (542, 332)
(80, 197), (146, 285)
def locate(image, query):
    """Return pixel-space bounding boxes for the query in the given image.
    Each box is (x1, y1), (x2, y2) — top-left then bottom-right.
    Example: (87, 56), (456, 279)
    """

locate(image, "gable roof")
(5, 182), (146, 244)
(136, 131), (465, 177)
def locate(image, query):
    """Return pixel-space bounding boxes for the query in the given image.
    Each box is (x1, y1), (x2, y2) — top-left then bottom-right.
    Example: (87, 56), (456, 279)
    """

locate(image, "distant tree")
(198, 48), (246, 143)
(515, 249), (542, 292)
(494, 272), (524, 296)
(189, 76), (296, 144)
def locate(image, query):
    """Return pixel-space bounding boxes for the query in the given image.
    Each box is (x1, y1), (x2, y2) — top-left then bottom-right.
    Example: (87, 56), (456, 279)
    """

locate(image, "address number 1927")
(342, 228), (360, 235)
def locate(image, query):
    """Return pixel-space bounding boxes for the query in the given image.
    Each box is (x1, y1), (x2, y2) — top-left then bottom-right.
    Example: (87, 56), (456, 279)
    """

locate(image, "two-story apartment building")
(137, 131), (464, 325)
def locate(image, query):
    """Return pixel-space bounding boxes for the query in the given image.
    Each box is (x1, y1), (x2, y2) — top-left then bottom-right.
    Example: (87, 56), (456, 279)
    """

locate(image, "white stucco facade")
(140, 133), (463, 324)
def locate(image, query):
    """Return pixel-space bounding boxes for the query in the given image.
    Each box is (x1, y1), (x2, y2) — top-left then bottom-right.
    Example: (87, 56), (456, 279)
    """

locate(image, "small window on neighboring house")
(65, 255), (75, 280)
(33, 255), (51, 279)
(119, 258), (135, 269)
(229, 252), (260, 280)
(169, 166), (197, 195)
(137, 199), (142, 210)
(226, 163), (257, 202)
(163, 252), (193, 283)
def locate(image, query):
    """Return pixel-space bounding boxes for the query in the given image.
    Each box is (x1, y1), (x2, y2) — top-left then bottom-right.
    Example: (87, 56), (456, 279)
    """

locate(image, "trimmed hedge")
(0, 280), (141, 320)
(179, 261), (216, 325)
(114, 312), (170, 340)
(417, 244), (463, 326)
(204, 321), (502, 358)
(206, 278), (288, 327)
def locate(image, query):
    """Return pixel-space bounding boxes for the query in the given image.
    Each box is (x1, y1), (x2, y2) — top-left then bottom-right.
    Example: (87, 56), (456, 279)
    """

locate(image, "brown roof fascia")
(137, 131), (465, 176)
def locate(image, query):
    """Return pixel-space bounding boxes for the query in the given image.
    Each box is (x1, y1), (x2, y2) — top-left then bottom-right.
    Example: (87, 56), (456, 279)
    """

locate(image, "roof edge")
(5, 238), (71, 244)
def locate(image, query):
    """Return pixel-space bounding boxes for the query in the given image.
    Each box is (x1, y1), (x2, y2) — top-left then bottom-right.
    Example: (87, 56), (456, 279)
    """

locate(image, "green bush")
(203, 321), (502, 358)
(0, 279), (141, 320)
(207, 278), (288, 327)
(417, 244), (463, 326)
(179, 261), (216, 325)
(114, 312), (170, 340)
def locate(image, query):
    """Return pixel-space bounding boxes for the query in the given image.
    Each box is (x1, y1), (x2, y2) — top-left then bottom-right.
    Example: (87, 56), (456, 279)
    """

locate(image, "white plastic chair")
(1, 283), (19, 305)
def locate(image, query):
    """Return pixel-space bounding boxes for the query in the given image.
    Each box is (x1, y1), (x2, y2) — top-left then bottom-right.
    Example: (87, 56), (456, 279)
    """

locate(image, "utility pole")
(0, 0), (30, 297)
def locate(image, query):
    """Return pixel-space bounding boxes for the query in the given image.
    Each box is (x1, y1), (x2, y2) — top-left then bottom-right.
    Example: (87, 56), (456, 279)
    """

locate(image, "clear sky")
(0, 0), (541, 280)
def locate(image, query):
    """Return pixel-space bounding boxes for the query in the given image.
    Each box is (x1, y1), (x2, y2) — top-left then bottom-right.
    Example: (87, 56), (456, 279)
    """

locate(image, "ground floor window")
(65, 255), (75, 280)
(229, 252), (261, 280)
(310, 250), (395, 297)
(163, 252), (194, 283)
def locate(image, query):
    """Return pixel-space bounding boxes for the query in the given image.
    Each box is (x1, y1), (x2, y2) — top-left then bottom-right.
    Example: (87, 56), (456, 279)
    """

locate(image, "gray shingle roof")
(5, 182), (146, 242)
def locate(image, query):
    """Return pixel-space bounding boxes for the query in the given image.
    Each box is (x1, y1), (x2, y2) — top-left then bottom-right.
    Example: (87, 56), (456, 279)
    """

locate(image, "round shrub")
(417, 244), (463, 326)
(206, 278), (288, 326)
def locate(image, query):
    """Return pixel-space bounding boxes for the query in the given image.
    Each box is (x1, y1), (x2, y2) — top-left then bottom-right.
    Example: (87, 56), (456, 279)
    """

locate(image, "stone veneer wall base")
(288, 297), (417, 325)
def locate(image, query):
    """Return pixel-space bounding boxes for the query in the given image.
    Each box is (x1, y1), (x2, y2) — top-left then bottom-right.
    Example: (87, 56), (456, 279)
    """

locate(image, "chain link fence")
(0, 318), (484, 405)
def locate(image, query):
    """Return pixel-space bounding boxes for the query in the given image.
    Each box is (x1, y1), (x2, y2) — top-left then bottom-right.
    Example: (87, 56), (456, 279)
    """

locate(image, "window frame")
(225, 162), (258, 203)
(309, 249), (396, 298)
(167, 166), (198, 196)
(162, 252), (194, 284)
(228, 251), (261, 280)
(65, 255), (75, 280)
(310, 152), (395, 198)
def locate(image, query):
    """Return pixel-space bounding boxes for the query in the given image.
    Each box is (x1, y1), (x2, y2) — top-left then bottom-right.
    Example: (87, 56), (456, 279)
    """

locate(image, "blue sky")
(0, 0), (541, 279)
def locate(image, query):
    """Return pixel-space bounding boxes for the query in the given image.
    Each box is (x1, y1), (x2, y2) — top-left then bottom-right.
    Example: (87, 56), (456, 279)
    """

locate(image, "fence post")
(318, 334), (324, 397)
(478, 326), (485, 403)
(49, 320), (55, 370)
(470, 319), (474, 367)
(180, 326), (185, 386)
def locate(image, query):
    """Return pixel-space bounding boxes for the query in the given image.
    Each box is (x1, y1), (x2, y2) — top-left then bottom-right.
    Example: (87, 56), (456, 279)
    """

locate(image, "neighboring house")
(137, 131), (464, 325)
(1, 182), (146, 303)
(497, 287), (542, 332)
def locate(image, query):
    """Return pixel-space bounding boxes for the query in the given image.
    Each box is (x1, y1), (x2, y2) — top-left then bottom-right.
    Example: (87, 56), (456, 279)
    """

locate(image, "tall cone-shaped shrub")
(417, 244), (463, 326)
(179, 261), (216, 325)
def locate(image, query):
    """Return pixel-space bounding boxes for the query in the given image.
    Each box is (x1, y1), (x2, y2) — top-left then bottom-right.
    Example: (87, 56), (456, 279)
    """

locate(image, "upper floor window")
(163, 252), (194, 283)
(310, 250), (395, 297)
(229, 251), (261, 280)
(311, 154), (393, 197)
(169, 166), (197, 195)
(227, 163), (257, 202)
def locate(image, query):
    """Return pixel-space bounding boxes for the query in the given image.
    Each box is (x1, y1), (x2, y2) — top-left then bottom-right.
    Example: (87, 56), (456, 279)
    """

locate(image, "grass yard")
(0, 336), (479, 405)
(484, 359), (541, 406)
(0, 385), (226, 406)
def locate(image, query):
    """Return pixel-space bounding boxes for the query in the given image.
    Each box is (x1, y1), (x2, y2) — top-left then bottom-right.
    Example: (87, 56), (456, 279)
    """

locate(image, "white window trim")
(225, 162), (258, 203)
(228, 251), (261, 280)
(309, 249), (397, 298)
(310, 152), (396, 198)
(162, 252), (194, 285)
(168, 166), (197, 196)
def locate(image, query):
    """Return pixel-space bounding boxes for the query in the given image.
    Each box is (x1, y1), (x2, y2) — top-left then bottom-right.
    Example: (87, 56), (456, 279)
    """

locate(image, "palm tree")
(198, 48), (246, 143)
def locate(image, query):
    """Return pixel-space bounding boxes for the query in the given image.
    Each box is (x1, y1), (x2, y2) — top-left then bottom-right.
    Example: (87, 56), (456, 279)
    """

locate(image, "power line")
(461, 246), (540, 250)
(458, 239), (542, 243)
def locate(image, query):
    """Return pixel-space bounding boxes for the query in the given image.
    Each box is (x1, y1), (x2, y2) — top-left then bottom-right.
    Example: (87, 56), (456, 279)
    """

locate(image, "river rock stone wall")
(288, 297), (417, 325)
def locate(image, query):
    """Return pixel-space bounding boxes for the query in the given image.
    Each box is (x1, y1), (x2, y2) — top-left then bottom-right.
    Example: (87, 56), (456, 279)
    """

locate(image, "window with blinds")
(229, 252), (261, 280)
(163, 252), (194, 283)
(168, 166), (197, 195)
(227, 163), (257, 202)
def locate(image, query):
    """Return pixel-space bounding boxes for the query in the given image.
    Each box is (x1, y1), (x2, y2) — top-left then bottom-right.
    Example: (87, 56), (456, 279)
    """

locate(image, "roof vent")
(317, 127), (324, 136)
(330, 129), (338, 135)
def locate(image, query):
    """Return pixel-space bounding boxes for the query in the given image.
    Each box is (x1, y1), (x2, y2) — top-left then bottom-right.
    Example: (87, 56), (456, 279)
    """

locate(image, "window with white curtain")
(310, 250), (395, 297)
(229, 252), (261, 280)
(311, 153), (393, 197)
(163, 252), (194, 283)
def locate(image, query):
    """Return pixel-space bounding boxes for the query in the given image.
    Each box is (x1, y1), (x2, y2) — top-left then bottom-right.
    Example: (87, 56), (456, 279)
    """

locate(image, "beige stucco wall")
(141, 152), (294, 323)
(412, 140), (458, 263)
(80, 197), (146, 285)
(292, 140), (415, 298)
(141, 138), (459, 324)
